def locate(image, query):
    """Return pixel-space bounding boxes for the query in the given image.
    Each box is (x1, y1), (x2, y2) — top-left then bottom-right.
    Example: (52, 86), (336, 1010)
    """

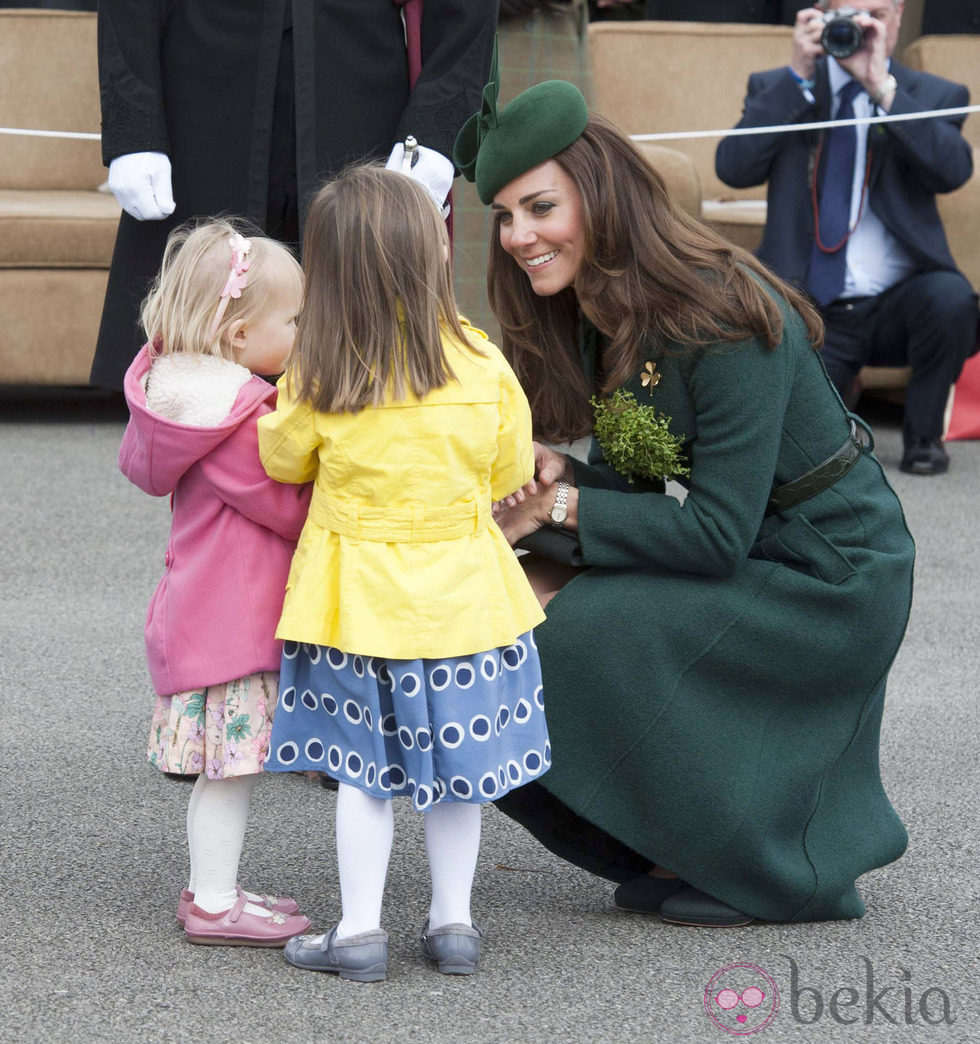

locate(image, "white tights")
(186, 773), (271, 917)
(334, 783), (481, 939)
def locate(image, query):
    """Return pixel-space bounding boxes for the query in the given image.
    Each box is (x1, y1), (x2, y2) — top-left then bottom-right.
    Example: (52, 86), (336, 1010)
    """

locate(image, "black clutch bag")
(515, 527), (585, 567)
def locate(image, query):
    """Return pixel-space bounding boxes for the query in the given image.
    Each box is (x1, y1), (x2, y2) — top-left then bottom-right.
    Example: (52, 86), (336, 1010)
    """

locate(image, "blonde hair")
(289, 164), (480, 413)
(140, 218), (303, 360)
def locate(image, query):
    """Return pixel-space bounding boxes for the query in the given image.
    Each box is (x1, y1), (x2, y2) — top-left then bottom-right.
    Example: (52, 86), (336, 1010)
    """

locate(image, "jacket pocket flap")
(754, 514), (856, 585)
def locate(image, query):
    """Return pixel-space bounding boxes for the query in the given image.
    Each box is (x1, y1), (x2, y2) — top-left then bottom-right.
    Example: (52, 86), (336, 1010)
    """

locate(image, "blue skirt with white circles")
(265, 632), (550, 812)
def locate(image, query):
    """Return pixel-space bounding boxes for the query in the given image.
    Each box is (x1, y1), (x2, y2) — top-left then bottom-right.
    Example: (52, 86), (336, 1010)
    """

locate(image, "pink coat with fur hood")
(119, 343), (312, 696)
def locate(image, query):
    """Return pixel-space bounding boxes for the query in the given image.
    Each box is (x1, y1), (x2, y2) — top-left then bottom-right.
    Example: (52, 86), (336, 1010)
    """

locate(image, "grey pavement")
(1, 387), (977, 1044)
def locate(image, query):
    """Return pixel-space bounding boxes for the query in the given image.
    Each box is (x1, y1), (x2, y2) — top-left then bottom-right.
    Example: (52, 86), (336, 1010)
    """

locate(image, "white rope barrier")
(631, 104), (980, 143)
(2, 102), (979, 146)
(0, 127), (101, 140)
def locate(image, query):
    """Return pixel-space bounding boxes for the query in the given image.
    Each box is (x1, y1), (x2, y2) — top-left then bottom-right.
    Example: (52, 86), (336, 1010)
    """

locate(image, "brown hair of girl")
(289, 164), (480, 413)
(487, 114), (824, 441)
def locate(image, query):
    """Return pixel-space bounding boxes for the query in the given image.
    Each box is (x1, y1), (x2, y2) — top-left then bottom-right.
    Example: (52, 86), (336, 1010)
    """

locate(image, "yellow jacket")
(258, 319), (545, 659)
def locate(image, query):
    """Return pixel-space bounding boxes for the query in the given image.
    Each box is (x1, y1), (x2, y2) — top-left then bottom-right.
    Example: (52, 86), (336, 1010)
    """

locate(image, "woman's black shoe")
(660, 887), (755, 927)
(613, 874), (686, 913)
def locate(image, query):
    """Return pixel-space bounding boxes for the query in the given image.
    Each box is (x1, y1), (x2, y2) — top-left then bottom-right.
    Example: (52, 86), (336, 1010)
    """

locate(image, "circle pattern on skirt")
(268, 634), (549, 812)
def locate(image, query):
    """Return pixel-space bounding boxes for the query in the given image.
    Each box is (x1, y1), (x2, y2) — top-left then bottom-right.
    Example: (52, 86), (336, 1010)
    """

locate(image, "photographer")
(716, 0), (979, 475)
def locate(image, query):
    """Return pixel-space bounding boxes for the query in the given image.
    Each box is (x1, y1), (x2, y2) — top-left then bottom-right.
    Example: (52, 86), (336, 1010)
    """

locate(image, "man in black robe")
(92, 0), (498, 390)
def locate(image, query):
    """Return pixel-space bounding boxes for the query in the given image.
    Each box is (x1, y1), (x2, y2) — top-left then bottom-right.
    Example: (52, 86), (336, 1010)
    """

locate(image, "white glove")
(385, 141), (454, 219)
(107, 151), (176, 221)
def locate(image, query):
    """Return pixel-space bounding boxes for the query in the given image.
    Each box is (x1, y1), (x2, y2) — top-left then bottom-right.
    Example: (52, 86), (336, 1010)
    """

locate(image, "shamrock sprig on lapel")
(591, 387), (689, 484)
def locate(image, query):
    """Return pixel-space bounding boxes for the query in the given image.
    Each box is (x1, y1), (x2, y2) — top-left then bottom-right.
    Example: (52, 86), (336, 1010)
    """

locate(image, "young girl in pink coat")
(119, 219), (313, 947)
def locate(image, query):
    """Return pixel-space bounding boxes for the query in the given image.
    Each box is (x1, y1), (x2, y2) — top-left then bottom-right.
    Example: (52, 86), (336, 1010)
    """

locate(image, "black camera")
(821, 7), (865, 59)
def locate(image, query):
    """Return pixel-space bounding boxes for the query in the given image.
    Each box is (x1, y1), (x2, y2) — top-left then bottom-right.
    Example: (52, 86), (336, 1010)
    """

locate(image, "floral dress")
(147, 671), (278, 779)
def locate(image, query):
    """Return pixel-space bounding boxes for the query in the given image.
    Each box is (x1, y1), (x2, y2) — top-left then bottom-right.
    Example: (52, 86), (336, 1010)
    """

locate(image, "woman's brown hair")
(487, 114), (824, 441)
(290, 164), (479, 413)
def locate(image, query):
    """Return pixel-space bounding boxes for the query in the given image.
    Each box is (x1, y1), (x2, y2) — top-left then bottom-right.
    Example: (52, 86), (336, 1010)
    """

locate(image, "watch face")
(550, 503), (568, 525)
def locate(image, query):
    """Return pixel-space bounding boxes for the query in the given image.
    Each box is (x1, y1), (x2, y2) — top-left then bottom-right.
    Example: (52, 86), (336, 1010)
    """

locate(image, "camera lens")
(822, 17), (863, 59)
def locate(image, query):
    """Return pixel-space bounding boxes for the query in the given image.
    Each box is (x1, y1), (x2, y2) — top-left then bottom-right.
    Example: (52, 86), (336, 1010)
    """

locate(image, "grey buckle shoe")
(420, 919), (483, 975)
(284, 926), (389, 982)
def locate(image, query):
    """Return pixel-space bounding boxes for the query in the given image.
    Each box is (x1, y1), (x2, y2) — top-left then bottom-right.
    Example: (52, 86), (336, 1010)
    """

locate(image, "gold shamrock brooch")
(640, 360), (661, 394)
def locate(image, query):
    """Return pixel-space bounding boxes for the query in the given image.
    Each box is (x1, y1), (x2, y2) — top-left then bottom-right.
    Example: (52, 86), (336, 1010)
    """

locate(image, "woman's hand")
(490, 438), (576, 515)
(534, 441), (573, 487)
(493, 442), (579, 546)
(493, 486), (551, 545)
(492, 442), (572, 513)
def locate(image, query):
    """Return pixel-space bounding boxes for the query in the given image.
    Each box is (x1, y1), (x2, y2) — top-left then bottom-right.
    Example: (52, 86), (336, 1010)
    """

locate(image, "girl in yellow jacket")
(258, 165), (548, 982)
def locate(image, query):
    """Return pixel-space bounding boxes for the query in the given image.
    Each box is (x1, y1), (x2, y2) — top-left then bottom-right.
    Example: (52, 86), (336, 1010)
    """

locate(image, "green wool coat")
(497, 292), (914, 922)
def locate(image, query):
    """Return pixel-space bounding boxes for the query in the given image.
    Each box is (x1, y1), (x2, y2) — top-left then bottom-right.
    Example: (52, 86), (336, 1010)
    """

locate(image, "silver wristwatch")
(548, 481), (569, 527)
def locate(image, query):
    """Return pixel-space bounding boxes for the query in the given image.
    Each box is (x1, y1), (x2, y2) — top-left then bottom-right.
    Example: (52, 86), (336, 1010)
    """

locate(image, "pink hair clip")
(209, 233), (252, 336)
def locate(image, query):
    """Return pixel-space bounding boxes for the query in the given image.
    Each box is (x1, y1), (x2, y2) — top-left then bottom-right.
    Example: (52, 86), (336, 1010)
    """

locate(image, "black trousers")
(819, 270), (979, 441)
(266, 23), (299, 250)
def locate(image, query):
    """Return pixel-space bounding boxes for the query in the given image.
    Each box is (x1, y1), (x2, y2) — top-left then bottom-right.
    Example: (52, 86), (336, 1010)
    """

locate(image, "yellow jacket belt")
(309, 493), (490, 543)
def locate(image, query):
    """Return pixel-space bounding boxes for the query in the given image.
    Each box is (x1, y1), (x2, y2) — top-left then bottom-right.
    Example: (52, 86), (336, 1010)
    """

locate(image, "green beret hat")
(453, 41), (588, 205)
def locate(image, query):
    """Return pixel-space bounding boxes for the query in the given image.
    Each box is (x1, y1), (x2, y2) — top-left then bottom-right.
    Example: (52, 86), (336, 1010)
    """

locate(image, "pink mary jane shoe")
(184, 891), (310, 947)
(177, 885), (300, 926)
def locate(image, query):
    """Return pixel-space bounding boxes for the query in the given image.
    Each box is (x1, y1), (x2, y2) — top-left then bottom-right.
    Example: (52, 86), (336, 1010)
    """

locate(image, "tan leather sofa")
(587, 21), (980, 396)
(0, 10), (120, 385)
(903, 34), (980, 149)
(587, 21), (792, 251)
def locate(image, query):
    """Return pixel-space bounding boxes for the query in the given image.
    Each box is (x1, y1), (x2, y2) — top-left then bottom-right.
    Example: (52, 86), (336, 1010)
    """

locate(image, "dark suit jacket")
(715, 59), (974, 289)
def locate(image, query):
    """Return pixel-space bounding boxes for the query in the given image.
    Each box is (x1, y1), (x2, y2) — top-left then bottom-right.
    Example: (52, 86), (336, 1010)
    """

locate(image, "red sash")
(393, 0), (423, 88)
(392, 0), (454, 241)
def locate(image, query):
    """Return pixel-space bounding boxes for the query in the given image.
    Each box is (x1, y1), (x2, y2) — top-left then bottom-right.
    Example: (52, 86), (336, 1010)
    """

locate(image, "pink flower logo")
(704, 963), (779, 1035)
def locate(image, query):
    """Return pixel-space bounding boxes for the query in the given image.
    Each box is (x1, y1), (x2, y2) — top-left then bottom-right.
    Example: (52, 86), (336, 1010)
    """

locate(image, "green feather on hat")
(453, 38), (589, 204)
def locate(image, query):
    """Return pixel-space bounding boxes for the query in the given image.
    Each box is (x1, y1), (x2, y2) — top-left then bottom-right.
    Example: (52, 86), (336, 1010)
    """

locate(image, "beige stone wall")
(899, 0), (924, 52)
(453, 3), (593, 342)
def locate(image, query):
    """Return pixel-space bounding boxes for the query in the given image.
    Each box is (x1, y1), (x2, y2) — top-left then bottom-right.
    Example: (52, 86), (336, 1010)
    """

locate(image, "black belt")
(766, 419), (869, 516)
